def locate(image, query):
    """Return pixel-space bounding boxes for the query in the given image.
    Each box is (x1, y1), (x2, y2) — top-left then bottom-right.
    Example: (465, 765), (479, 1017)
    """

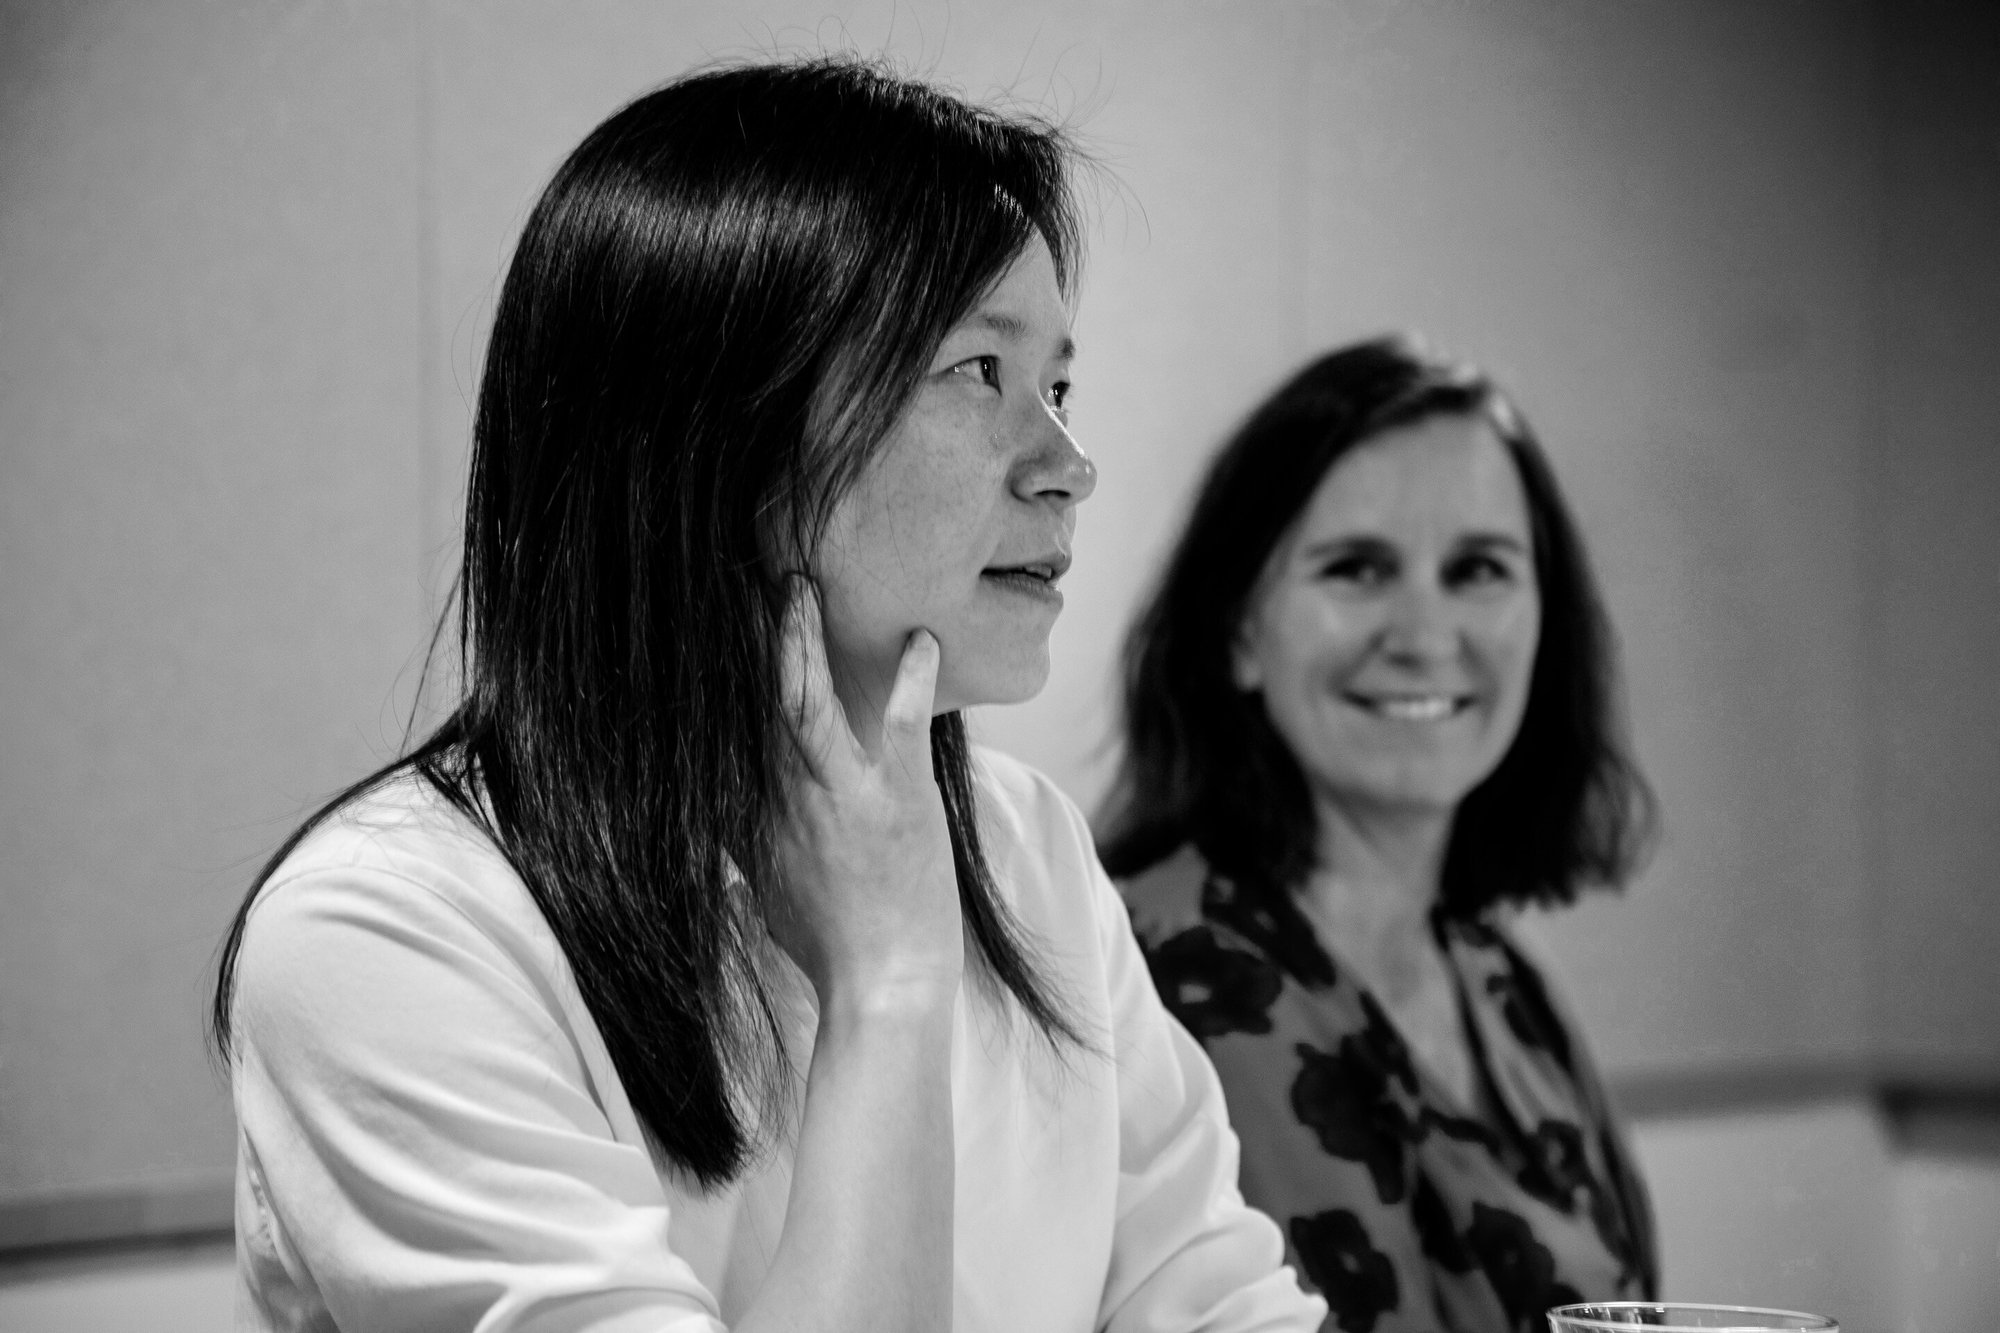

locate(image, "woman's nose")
(1011, 400), (1097, 509)
(1379, 579), (1458, 662)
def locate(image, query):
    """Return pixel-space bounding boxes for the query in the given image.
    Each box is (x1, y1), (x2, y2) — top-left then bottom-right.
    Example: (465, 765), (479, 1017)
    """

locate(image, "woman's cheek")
(1493, 594), (1542, 675)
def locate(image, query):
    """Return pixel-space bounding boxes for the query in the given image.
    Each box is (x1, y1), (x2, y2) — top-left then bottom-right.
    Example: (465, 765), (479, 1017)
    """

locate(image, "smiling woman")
(1101, 336), (1658, 1333)
(206, 56), (1322, 1333)
(1230, 411), (1542, 825)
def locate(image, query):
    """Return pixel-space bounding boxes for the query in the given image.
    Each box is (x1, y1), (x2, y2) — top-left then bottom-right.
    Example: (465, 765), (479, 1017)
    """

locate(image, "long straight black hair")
(213, 57), (1085, 1189)
(1097, 336), (1654, 917)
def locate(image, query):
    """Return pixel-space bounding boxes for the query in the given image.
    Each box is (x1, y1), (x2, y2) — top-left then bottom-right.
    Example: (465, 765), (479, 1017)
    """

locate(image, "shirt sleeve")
(1085, 845), (1329, 1333)
(231, 857), (726, 1333)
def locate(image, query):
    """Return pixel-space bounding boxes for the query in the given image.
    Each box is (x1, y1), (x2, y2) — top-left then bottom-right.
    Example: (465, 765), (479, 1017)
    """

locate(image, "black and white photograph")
(2, 3), (1996, 1330)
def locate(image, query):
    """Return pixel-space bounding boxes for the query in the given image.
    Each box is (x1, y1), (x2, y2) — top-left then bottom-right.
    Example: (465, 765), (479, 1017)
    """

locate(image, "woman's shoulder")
(235, 775), (561, 1025)
(969, 744), (1097, 862)
(256, 774), (516, 905)
(226, 772), (638, 1130)
(969, 743), (1089, 816)
(965, 745), (1132, 947)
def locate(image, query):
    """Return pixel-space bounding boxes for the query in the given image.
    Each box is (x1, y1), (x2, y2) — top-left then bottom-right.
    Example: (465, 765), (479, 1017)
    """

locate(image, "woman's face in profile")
(1232, 412), (1541, 821)
(814, 235), (1094, 719)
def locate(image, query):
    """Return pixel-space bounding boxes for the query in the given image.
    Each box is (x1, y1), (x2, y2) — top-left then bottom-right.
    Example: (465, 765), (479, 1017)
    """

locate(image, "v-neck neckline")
(1290, 889), (1491, 1122)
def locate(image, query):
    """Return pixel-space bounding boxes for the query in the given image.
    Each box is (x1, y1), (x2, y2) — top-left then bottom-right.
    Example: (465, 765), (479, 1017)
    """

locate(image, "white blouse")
(229, 748), (1326, 1332)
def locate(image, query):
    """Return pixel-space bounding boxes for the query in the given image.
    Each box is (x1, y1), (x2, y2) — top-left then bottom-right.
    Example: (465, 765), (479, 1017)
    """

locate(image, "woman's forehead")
(945, 236), (1073, 354)
(1299, 414), (1530, 539)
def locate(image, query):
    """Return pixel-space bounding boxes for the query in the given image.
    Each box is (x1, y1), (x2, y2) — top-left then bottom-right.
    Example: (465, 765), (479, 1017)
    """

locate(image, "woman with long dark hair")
(213, 58), (1323, 1333)
(1100, 338), (1658, 1333)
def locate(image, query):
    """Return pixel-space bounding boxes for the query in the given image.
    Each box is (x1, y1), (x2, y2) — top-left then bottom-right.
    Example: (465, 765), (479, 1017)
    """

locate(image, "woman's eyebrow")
(963, 311), (1076, 360)
(1297, 534), (1390, 561)
(1459, 531), (1530, 553)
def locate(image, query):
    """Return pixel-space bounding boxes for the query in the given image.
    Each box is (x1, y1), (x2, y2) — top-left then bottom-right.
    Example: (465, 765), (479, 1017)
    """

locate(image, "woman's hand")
(772, 578), (965, 1019)
(733, 581), (962, 1333)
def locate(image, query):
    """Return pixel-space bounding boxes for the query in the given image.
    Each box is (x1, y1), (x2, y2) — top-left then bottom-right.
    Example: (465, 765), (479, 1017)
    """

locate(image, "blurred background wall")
(1, 1), (1995, 1329)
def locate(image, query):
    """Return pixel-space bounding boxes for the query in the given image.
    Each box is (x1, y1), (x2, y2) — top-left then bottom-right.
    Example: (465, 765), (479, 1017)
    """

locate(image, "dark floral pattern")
(1419, 1105), (1504, 1154)
(1140, 925), (1284, 1039)
(1410, 1175), (1473, 1275)
(1463, 1203), (1584, 1328)
(1291, 1209), (1400, 1333)
(1123, 856), (1658, 1333)
(1291, 1037), (1419, 1206)
(1203, 871), (1339, 989)
(1516, 1119), (1591, 1212)
(1353, 992), (1420, 1095)
(1482, 948), (1573, 1073)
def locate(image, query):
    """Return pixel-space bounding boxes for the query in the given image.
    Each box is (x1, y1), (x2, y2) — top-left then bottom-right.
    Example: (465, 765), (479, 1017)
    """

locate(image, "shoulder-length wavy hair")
(213, 57), (1085, 1189)
(1096, 335), (1654, 918)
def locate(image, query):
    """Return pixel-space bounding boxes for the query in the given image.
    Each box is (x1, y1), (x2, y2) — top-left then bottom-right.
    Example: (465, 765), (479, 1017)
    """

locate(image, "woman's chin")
(935, 647), (1051, 714)
(1320, 769), (1488, 824)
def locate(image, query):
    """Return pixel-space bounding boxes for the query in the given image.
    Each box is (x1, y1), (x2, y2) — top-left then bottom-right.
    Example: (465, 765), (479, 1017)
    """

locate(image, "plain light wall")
(1869, 0), (2000, 1076)
(1893, 1147), (2000, 1331)
(3, 6), (1997, 1311)
(1632, 1102), (1896, 1330)
(0, 0), (428, 1194)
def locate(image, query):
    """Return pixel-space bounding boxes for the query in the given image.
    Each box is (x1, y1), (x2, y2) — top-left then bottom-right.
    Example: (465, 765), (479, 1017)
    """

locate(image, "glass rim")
(1547, 1302), (1837, 1331)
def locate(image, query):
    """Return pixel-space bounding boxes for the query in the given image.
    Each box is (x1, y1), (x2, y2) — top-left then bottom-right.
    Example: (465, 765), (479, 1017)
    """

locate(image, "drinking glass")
(1547, 1303), (1837, 1332)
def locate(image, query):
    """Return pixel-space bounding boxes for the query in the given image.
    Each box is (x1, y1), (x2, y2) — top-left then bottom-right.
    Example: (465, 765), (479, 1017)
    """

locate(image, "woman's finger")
(879, 628), (940, 775)
(778, 577), (846, 785)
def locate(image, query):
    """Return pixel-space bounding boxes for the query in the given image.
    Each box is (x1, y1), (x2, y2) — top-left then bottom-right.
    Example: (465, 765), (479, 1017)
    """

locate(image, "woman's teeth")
(1366, 695), (1461, 721)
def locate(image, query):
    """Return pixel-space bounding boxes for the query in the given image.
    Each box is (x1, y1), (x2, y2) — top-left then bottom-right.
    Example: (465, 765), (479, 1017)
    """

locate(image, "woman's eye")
(1318, 553), (1391, 585)
(1045, 380), (1072, 424)
(950, 354), (1000, 388)
(1446, 553), (1513, 587)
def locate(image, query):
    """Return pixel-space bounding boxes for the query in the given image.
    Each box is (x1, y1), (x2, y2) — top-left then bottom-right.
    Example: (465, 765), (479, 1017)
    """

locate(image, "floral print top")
(1123, 845), (1657, 1333)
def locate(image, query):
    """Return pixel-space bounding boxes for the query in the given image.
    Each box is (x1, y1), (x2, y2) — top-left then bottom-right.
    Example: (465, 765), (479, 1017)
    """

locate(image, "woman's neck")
(1297, 794), (1453, 990)
(1299, 794), (1485, 1110)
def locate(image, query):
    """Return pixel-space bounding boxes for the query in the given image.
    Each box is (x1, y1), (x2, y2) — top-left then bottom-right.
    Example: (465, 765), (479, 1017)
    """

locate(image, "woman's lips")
(1344, 693), (1472, 721)
(979, 566), (1064, 605)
